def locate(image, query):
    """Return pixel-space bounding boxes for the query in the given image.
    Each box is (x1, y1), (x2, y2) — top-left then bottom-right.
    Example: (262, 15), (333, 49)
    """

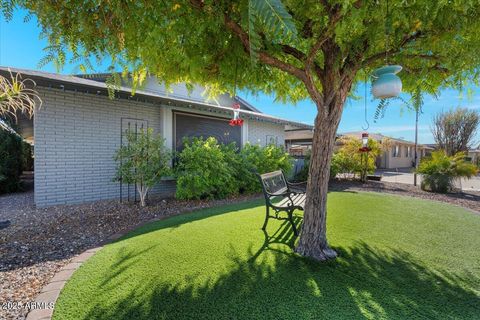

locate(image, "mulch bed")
(1, 181), (478, 319)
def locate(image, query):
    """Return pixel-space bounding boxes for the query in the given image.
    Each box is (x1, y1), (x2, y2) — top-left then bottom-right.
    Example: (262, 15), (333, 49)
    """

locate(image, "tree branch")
(281, 44), (324, 78)
(223, 14), (306, 81)
(362, 31), (426, 66)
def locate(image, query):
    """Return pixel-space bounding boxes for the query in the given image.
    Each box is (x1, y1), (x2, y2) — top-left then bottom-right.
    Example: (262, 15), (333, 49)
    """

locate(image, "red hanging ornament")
(229, 102), (244, 126)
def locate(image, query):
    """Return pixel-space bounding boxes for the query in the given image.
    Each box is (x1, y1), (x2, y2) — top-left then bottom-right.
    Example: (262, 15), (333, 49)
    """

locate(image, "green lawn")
(53, 192), (480, 320)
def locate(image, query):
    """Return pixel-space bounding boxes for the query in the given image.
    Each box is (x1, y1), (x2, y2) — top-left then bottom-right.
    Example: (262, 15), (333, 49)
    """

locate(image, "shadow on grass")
(79, 220), (480, 320)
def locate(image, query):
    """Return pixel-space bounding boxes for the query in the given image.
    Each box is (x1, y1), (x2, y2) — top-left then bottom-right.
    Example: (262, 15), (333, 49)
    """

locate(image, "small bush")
(236, 143), (292, 193)
(114, 128), (171, 206)
(295, 151), (310, 181)
(175, 137), (237, 200)
(417, 150), (478, 193)
(334, 137), (382, 180)
(0, 128), (23, 194)
(22, 142), (34, 171)
(175, 138), (292, 199)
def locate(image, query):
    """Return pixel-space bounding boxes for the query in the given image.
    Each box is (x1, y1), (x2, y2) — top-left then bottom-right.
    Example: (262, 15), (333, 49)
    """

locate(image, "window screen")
(174, 112), (242, 151)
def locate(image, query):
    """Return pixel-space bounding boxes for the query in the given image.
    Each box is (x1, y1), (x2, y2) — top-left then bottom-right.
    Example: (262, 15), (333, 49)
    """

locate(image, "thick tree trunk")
(294, 97), (347, 261)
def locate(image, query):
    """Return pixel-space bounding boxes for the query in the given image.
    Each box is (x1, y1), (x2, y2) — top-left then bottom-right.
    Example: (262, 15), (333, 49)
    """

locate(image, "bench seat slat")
(273, 193), (306, 210)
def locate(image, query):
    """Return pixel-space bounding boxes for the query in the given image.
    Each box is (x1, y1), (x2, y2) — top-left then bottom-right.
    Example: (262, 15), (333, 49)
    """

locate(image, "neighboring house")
(467, 148), (480, 166)
(341, 132), (433, 169)
(285, 128), (315, 156)
(286, 129), (432, 169)
(1, 67), (312, 207)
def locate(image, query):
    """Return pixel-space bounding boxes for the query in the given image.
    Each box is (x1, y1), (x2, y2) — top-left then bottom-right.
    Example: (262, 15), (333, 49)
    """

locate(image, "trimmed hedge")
(175, 137), (292, 200)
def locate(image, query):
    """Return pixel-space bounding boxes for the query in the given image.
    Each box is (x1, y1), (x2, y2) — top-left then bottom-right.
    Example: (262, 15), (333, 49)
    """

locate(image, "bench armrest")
(266, 191), (291, 197)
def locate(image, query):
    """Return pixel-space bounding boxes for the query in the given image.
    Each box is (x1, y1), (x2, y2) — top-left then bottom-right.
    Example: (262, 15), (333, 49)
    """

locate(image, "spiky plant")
(0, 70), (42, 121)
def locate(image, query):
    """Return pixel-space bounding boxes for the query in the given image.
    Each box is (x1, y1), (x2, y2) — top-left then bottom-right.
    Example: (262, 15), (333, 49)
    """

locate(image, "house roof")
(0, 67), (312, 129)
(285, 129), (315, 142)
(75, 72), (263, 113)
(340, 131), (434, 148)
(285, 129), (433, 148)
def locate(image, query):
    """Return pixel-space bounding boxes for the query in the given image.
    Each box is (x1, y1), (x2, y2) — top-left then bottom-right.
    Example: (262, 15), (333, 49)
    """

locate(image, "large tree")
(8, 0), (480, 260)
(432, 108), (480, 156)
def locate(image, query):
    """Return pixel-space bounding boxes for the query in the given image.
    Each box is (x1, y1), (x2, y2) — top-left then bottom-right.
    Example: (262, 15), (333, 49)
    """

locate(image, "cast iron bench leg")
(262, 206), (270, 230)
(288, 210), (298, 236)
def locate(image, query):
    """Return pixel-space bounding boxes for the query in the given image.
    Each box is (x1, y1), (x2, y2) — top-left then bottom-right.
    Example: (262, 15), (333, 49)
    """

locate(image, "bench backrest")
(258, 170), (288, 199)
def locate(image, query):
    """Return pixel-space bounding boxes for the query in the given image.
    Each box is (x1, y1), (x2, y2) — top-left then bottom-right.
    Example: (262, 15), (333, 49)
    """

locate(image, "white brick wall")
(34, 88), (175, 206)
(247, 120), (285, 147)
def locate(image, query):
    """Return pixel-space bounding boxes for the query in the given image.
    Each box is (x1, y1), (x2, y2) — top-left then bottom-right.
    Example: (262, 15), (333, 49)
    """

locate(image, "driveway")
(375, 168), (480, 192)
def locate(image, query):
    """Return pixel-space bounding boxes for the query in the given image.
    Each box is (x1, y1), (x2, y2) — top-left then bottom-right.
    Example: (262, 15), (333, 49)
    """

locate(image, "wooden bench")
(257, 170), (307, 236)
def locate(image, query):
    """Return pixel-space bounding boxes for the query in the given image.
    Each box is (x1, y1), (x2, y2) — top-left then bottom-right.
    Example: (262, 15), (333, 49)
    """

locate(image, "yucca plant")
(0, 70), (42, 120)
(417, 151), (478, 193)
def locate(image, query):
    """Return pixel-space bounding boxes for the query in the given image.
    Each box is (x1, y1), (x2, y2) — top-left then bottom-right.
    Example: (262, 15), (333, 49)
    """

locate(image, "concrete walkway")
(376, 168), (480, 192)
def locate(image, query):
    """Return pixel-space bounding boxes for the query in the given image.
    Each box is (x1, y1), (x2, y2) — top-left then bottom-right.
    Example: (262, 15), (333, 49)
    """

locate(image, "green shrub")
(236, 143), (292, 193)
(175, 137), (238, 200)
(0, 128), (23, 193)
(114, 128), (171, 206)
(330, 152), (344, 180)
(417, 150), (478, 193)
(22, 142), (34, 171)
(334, 137), (382, 180)
(175, 138), (292, 199)
(295, 151), (310, 181)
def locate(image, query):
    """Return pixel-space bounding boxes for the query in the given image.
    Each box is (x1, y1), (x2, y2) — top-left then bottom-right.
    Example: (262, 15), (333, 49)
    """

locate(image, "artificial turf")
(53, 192), (480, 319)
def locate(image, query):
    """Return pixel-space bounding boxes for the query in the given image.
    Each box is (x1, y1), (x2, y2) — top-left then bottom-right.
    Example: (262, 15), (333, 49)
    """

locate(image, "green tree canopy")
(7, 0), (480, 260)
(7, 0), (480, 100)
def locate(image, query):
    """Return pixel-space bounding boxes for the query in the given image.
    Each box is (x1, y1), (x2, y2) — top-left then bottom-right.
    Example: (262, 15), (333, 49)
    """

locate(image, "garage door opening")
(174, 112), (242, 151)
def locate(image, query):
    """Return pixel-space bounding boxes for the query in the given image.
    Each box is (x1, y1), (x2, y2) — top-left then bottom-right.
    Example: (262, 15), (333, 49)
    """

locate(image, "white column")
(241, 119), (249, 147)
(161, 106), (173, 150)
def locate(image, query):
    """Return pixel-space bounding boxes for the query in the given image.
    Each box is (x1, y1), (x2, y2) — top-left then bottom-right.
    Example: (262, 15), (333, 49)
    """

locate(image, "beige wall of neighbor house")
(288, 130), (433, 169)
(339, 132), (432, 169)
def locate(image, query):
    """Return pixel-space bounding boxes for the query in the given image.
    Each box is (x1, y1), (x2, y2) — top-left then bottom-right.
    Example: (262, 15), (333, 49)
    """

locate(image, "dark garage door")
(174, 112), (242, 151)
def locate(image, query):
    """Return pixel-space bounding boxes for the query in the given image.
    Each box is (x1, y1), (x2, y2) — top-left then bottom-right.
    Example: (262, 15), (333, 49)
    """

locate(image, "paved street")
(376, 168), (480, 192)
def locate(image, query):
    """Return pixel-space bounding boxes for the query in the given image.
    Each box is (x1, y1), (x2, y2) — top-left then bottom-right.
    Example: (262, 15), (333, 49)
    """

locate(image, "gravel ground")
(1, 182), (478, 320)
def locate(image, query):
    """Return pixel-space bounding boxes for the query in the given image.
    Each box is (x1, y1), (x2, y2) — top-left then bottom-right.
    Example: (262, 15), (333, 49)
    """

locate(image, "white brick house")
(1, 67), (312, 206)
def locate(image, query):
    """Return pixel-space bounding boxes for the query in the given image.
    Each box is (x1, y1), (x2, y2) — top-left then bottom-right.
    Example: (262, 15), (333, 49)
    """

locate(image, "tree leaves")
(248, 0), (297, 61)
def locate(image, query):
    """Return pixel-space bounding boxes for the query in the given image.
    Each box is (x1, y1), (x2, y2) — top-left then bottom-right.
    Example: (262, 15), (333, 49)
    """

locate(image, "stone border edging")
(25, 247), (102, 320)
(25, 219), (160, 320)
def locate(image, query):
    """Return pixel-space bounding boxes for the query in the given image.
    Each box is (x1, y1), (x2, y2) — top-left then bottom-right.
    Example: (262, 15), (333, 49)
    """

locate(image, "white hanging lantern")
(372, 65), (402, 99)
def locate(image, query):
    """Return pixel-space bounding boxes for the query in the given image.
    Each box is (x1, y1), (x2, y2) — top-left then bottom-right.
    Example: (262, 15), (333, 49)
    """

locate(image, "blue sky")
(1, 9), (479, 144)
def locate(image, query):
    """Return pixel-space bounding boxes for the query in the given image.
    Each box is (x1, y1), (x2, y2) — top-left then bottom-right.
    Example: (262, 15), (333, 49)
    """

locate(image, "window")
(392, 145), (400, 158)
(405, 146), (412, 158)
(266, 135), (278, 146)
